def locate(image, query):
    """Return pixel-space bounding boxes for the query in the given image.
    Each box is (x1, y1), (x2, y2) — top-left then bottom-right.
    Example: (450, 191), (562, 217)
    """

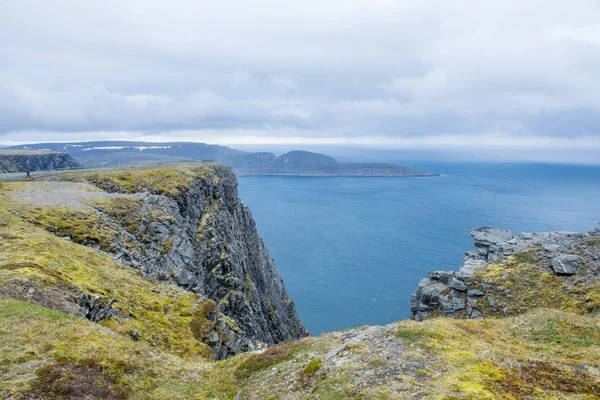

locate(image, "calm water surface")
(238, 162), (600, 334)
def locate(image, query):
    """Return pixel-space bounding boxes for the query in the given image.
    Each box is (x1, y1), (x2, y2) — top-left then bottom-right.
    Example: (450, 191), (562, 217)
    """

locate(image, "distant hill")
(0, 150), (82, 173)
(6, 141), (437, 176)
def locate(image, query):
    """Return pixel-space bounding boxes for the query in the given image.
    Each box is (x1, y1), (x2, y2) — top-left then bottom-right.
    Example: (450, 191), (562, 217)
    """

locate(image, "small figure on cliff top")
(26, 170), (31, 179)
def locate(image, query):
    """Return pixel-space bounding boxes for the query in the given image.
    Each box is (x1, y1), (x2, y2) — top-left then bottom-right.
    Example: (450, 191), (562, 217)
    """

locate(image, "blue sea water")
(237, 162), (600, 335)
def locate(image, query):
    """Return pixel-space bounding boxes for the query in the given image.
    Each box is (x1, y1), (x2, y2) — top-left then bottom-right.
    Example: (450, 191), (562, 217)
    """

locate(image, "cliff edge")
(3, 163), (307, 357)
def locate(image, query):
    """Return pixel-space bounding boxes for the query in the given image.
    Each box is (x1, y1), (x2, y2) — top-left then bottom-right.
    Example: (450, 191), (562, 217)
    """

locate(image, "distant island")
(6, 141), (438, 177)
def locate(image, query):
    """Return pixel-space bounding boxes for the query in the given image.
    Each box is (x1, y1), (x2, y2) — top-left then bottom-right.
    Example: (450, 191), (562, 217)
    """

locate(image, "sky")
(1, 0), (600, 163)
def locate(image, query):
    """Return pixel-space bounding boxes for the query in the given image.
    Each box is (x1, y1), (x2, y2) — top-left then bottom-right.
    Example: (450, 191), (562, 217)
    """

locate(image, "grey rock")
(471, 227), (512, 248)
(428, 270), (454, 283)
(544, 244), (562, 252)
(551, 254), (581, 275)
(459, 259), (485, 277)
(450, 278), (468, 291)
(77, 293), (119, 322)
(451, 293), (466, 310)
(467, 289), (484, 297)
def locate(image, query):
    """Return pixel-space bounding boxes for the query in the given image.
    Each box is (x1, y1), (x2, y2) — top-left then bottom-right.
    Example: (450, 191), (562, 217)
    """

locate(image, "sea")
(237, 161), (600, 335)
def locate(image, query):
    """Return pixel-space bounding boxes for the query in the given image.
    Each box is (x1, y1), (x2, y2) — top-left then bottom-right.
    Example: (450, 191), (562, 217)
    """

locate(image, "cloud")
(1, 0), (600, 160)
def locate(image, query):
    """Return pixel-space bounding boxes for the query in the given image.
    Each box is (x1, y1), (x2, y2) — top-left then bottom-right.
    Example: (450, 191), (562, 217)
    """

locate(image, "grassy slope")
(1, 171), (599, 399)
(0, 181), (217, 360)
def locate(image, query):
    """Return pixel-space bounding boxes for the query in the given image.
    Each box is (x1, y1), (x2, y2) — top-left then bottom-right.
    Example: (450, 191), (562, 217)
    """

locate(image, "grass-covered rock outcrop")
(0, 181), (251, 360)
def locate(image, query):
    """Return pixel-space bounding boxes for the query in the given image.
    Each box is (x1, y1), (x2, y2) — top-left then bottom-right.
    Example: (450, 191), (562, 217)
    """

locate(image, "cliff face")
(54, 164), (307, 346)
(410, 226), (600, 321)
(0, 151), (81, 173)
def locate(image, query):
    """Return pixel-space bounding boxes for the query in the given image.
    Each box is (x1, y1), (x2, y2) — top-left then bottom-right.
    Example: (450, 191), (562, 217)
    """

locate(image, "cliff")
(2, 164), (306, 358)
(0, 150), (82, 173)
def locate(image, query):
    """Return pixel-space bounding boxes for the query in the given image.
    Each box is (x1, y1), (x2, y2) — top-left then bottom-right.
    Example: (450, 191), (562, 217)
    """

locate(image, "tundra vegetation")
(0, 165), (598, 399)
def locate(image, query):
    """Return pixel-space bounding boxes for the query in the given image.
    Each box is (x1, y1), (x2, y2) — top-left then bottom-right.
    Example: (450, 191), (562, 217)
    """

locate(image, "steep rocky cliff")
(41, 164), (307, 346)
(0, 150), (81, 173)
(410, 226), (600, 321)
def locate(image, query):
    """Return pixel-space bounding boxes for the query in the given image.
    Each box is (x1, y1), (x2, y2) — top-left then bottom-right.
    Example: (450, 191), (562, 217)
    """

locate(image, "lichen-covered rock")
(551, 254), (581, 275)
(410, 226), (599, 321)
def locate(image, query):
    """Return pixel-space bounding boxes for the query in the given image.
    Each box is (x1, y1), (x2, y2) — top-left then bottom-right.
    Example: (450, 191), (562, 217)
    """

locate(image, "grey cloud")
(1, 0), (600, 147)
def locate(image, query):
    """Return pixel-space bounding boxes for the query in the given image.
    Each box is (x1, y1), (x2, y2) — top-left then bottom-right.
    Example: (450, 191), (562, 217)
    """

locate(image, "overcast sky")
(1, 0), (600, 162)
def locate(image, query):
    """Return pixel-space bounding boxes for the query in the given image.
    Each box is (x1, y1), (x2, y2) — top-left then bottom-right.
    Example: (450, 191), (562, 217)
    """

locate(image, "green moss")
(161, 236), (174, 256)
(301, 358), (323, 376)
(471, 250), (598, 316)
(245, 275), (254, 306)
(61, 164), (226, 198)
(89, 197), (144, 235)
(0, 297), (69, 321)
(189, 300), (217, 342)
(20, 205), (115, 249)
(396, 323), (445, 342)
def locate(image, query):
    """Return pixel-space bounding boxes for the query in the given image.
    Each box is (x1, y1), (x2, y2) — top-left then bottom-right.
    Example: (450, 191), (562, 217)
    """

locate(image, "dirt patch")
(0, 275), (83, 317)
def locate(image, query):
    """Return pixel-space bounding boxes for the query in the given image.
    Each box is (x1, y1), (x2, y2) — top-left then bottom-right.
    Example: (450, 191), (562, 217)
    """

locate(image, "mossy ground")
(58, 163), (226, 197)
(1, 171), (599, 399)
(471, 248), (600, 316)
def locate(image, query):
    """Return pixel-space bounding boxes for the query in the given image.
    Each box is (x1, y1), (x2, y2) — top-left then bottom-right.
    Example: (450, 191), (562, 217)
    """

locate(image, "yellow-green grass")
(471, 249), (600, 316)
(0, 185), (214, 359)
(59, 163), (228, 197)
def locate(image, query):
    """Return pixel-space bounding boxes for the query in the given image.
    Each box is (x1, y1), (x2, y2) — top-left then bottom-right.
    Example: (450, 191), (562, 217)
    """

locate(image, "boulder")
(551, 254), (580, 276)
(471, 227), (512, 248)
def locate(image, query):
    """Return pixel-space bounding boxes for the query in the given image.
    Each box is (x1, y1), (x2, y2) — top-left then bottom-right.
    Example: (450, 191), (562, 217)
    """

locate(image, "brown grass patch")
(30, 359), (130, 399)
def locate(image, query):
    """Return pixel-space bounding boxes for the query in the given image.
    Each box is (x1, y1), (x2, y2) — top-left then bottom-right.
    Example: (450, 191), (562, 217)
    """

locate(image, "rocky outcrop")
(62, 165), (308, 350)
(0, 151), (82, 173)
(76, 293), (119, 322)
(410, 226), (600, 321)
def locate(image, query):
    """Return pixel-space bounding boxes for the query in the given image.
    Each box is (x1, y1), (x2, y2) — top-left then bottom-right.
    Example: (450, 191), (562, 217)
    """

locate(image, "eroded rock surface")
(410, 226), (599, 321)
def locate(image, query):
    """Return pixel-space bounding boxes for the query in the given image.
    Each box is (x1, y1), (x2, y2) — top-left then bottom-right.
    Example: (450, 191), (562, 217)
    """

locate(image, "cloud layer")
(1, 0), (600, 155)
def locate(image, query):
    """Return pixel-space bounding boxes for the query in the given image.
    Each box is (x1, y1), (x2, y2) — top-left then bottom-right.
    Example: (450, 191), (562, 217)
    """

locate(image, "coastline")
(234, 172), (441, 177)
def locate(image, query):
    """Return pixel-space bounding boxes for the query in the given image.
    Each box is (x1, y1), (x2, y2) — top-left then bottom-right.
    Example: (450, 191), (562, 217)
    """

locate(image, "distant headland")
(5, 141), (438, 177)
